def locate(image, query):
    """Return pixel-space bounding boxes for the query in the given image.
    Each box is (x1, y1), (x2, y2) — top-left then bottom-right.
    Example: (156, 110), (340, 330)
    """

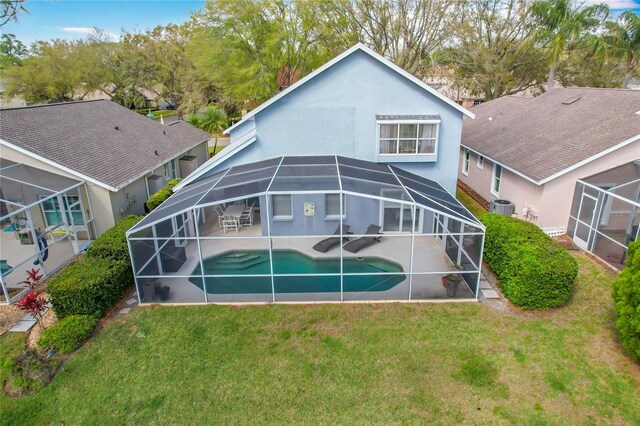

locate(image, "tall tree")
(437, 0), (547, 101)
(334, 0), (455, 76)
(0, 33), (26, 69)
(189, 0), (349, 104)
(531, 0), (608, 90)
(604, 10), (640, 88)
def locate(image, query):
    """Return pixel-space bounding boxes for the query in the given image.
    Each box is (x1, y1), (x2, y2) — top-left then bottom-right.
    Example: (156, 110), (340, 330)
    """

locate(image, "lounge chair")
(312, 224), (351, 253)
(343, 224), (383, 253)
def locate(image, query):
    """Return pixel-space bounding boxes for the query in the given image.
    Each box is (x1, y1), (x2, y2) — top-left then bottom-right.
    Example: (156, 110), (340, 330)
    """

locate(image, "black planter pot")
(158, 285), (171, 301)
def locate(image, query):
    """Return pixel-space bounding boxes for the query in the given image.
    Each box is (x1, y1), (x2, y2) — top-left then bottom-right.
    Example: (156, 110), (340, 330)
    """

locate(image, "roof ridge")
(550, 86), (638, 92)
(0, 99), (106, 111)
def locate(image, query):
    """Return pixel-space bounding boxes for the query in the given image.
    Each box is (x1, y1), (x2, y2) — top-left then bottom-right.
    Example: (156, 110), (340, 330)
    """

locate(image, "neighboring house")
(0, 99), (210, 236)
(125, 44), (486, 306)
(177, 43), (474, 194)
(458, 87), (640, 236)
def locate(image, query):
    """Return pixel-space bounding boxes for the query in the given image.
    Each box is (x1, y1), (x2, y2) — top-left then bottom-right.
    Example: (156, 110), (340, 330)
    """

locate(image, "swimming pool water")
(189, 250), (406, 294)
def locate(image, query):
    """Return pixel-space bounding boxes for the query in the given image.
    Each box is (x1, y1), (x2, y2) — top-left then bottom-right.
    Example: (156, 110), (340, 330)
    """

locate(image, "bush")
(480, 214), (578, 309)
(612, 240), (640, 361)
(85, 215), (142, 261)
(145, 178), (181, 211)
(47, 257), (132, 318)
(38, 315), (98, 354)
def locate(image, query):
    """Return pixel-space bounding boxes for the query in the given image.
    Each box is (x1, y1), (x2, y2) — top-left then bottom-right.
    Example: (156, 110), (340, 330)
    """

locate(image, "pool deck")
(142, 216), (477, 303)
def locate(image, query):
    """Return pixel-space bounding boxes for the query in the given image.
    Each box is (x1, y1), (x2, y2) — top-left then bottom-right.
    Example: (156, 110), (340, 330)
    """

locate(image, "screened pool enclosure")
(127, 156), (485, 303)
(0, 160), (94, 304)
(568, 160), (639, 269)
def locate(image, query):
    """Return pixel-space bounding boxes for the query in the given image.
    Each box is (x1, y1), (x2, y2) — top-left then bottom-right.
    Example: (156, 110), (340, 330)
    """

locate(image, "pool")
(189, 250), (406, 294)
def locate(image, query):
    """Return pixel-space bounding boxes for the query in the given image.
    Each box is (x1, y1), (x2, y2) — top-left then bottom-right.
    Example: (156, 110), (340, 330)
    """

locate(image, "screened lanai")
(0, 160), (94, 304)
(568, 160), (640, 269)
(127, 156), (485, 304)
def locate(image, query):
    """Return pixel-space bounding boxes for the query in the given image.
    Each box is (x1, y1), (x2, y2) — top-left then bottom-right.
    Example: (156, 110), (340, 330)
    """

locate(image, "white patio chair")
(239, 207), (254, 227)
(215, 206), (225, 227)
(222, 218), (240, 233)
(243, 201), (255, 213)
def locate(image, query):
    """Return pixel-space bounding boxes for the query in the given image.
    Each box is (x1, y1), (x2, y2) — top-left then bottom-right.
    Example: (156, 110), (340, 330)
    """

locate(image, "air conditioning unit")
(179, 155), (199, 177)
(147, 174), (164, 195)
(490, 199), (515, 216)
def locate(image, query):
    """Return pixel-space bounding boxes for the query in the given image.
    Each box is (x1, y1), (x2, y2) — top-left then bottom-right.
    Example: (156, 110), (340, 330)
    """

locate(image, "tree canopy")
(1, 0), (635, 112)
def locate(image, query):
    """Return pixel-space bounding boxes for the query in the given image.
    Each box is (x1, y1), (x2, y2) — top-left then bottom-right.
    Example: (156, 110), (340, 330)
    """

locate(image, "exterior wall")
(457, 148), (544, 221)
(215, 50), (466, 193)
(458, 141), (640, 229)
(539, 141), (640, 228)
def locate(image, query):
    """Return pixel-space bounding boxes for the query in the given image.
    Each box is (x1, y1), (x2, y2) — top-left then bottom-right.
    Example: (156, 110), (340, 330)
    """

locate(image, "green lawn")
(1, 254), (639, 424)
(208, 145), (226, 156)
(456, 187), (488, 218)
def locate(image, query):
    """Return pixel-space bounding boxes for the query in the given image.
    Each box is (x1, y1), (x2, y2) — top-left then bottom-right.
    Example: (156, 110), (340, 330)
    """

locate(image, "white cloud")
(59, 27), (118, 40)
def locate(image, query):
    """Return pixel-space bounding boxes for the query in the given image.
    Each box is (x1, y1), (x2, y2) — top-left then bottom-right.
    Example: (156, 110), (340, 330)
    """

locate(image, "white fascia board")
(0, 138), (117, 191)
(224, 43), (474, 135)
(463, 133), (640, 186)
(172, 130), (257, 191)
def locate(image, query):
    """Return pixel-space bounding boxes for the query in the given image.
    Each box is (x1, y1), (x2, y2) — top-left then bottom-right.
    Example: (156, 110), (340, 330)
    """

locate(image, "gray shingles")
(0, 100), (210, 189)
(462, 88), (640, 182)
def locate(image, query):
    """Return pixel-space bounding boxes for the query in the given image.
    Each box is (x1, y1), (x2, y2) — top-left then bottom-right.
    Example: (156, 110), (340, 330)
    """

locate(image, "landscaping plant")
(480, 213), (578, 309)
(612, 240), (640, 361)
(16, 269), (47, 328)
(38, 315), (98, 354)
(85, 215), (142, 261)
(145, 178), (182, 211)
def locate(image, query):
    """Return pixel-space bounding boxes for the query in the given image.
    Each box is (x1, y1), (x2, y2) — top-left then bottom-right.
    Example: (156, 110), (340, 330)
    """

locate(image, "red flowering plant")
(16, 269), (48, 328)
(19, 268), (44, 291)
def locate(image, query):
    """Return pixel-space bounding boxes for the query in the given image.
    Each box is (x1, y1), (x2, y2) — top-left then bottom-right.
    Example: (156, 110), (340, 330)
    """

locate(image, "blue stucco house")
(127, 44), (484, 305)
(177, 43), (474, 194)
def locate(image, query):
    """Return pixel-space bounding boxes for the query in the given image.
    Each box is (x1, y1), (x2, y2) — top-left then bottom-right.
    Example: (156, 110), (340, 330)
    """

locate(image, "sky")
(2, 0), (639, 46)
(2, 0), (205, 45)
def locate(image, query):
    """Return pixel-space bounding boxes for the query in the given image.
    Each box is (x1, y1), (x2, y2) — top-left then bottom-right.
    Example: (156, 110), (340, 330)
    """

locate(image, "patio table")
(222, 205), (246, 222)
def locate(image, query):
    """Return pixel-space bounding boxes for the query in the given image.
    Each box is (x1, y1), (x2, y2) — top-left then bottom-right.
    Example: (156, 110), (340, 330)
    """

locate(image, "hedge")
(480, 214), (578, 309)
(612, 240), (640, 361)
(85, 215), (142, 261)
(47, 257), (132, 318)
(37, 315), (98, 354)
(145, 178), (182, 211)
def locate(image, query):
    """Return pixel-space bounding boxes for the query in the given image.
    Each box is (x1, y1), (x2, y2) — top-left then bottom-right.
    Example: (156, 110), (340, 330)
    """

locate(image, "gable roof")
(224, 43), (474, 135)
(0, 100), (210, 191)
(462, 88), (640, 184)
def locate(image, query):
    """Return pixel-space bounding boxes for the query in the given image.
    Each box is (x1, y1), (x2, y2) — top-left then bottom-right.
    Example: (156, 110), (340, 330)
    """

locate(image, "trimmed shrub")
(47, 257), (132, 318)
(145, 178), (182, 211)
(480, 214), (578, 309)
(85, 215), (142, 261)
(38, 315), (98, 354)
(612, 240), (640, 361)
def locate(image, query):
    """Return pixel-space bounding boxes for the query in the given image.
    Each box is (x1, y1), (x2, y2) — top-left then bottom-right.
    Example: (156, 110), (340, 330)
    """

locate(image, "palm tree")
(604, 11), (640, 89)
(532, 0), (608, 90)
(187, 106), (229, 156)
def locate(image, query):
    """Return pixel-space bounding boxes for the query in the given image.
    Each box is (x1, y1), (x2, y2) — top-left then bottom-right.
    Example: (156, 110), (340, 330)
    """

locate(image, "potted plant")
(442, 264), (463, 297)
(142, 282), (156, 302)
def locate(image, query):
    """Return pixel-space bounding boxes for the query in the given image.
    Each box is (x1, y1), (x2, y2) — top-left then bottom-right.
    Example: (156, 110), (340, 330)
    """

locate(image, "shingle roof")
(0, 100), (210, 190)
(462, 88), (640, 183)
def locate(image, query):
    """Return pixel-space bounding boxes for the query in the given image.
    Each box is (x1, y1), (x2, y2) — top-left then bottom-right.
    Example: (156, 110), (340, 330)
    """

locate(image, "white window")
(272, 194), (292, 220)
(378, 122), (439, 155)
(41, 195), (84, 227)
(492, 164), (503, 196)
(477, 155), (484, 169)
(325, 194), (346, 219)
(462, 149), (470, 176)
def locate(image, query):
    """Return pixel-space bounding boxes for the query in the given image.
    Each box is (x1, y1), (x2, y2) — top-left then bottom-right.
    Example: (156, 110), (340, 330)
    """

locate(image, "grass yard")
(456, 187), (488, 218)
(1, 254), (639, 424)
(208, 145), (226, 156)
